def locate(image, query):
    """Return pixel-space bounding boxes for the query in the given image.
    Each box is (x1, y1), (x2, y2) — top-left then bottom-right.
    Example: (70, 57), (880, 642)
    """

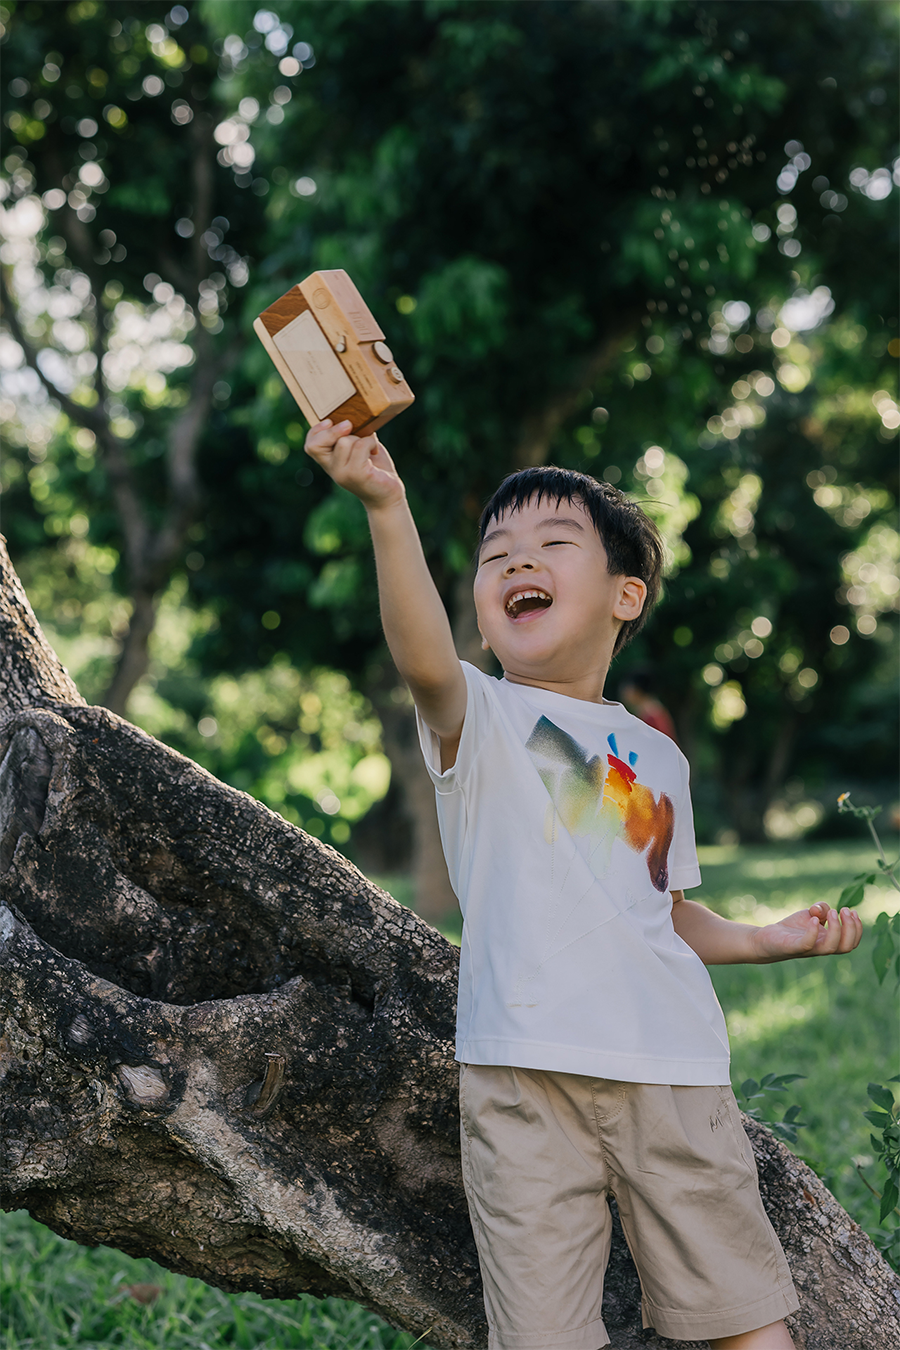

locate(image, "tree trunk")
(367, 671), (460, 925)
(1, 537), (898, 1350)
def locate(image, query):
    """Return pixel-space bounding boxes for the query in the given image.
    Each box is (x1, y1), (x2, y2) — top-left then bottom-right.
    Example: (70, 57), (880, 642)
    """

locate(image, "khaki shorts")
(459, 1065), (799, 1348)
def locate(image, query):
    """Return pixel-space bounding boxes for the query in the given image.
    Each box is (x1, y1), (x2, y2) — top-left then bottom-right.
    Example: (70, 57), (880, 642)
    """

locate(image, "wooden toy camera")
(253, 270), (414, 436)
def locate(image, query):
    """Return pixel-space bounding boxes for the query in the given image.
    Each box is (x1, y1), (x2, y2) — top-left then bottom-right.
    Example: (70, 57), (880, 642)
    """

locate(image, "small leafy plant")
(836, 794), (900, 987)
(735, 1073), (807, 1146)
(858, 1077), (900, 1271)
(836, 796), (900, 1269)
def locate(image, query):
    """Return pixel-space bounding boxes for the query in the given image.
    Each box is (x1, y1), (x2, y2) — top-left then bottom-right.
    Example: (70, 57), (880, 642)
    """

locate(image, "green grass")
(0, 1208), (429, 1350)
(3, 841), (897, 1346)
(697, 839), (900, 1246)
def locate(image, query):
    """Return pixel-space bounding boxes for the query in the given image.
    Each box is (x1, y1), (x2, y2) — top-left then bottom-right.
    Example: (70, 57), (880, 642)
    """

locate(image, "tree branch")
(0, 266), (152, 577)
(155, 102), (221, 546)
(0, 536), (86, 716)
(2, 547), (899, 1350)
(512, 323), (639, 468)
(0, 267), (104, 436)
(103, 111), (224, 708)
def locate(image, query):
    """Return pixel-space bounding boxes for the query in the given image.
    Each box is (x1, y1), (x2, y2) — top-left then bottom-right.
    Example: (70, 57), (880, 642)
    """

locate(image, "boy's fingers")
(820, 910), (843, 952)
(325, 432), (391, 489)
(331, 432), (387, 470)
(804, 914), (826, 951)
(819, 907), (862, 955)
(305, 419), (353, 457)
(332, 432), (373, 467)
(838, 908), (863, 952)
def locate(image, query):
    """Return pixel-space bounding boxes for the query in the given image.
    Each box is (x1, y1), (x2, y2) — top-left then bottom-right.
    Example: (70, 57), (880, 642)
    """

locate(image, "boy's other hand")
(751, 902), (862, 962)
(305, 419), (405, 511)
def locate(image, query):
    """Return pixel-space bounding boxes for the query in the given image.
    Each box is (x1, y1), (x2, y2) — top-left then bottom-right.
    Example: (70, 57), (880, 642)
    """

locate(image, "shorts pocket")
(717, 1086), (760, 1180)
(459, 1062), (482, 1139)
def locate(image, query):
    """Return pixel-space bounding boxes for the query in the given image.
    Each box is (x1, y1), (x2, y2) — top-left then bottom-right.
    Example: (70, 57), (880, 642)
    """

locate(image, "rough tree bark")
(1, 537), (898, 1350)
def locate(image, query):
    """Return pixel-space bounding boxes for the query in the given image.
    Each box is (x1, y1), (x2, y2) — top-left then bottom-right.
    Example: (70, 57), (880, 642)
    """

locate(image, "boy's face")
(473, 496), (647, 687)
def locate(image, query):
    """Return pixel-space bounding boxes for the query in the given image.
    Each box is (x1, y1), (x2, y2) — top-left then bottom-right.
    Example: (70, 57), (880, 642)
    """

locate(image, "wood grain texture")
(256, 272), (414, 436)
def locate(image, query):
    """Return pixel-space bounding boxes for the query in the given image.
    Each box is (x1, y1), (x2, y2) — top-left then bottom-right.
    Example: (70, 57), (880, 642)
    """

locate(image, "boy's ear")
(481, 635), (491, 652)
(613, 576), (648, 622)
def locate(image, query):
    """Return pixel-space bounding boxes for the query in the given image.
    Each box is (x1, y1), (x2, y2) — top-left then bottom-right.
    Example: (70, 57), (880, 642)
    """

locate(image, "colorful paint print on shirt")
(525, 718), (674, 891)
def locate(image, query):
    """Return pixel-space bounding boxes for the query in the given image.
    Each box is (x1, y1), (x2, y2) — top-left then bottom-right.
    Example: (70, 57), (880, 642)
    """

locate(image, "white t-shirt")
(416, 662), (730, 1086)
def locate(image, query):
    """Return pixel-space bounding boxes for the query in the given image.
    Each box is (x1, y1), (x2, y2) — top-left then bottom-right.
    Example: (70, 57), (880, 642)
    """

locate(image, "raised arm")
(670, 891), (862, 964)
(305, 420), (467, 765)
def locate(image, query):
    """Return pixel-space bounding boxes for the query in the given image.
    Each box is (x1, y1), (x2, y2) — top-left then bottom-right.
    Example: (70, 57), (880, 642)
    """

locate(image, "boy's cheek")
(472, 586), (490, 630)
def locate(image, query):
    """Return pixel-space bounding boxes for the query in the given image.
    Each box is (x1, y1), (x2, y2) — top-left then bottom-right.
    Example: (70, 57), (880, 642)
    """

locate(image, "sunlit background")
(1, 0), (898, 1339)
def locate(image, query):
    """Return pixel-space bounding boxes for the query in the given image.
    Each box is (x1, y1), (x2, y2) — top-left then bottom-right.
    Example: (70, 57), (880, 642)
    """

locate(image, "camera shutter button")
(388, 366), (403, 383)
(373, 341), (393, 364)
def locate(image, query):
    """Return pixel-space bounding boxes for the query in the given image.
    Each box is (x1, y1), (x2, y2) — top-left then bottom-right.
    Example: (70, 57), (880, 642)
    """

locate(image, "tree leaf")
(868, 1083), (897, 1113)
(872, 924), (899, 984)
(879, 1178), (899, 1223)
(838, 881), (867, 909)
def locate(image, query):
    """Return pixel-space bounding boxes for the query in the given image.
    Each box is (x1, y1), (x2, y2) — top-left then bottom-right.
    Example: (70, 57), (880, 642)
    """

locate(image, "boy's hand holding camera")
(304, 418), (405, 511)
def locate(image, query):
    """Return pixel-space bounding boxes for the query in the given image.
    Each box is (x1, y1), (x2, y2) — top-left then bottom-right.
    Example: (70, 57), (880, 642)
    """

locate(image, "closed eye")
(544, 539), (575, 547)
(480, 551), (508, 564)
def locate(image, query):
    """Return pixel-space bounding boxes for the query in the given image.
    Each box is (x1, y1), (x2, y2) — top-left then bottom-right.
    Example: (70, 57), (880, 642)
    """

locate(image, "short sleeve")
(667, 751), (702, 891)
(414, 662), (494, 793)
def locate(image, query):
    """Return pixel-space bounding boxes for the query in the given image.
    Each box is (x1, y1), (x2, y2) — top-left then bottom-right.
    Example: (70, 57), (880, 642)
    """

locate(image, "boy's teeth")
(506, 589), (552, 616)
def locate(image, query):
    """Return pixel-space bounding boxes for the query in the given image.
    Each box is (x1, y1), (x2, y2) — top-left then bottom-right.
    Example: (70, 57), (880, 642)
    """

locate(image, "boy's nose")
(504, 558), (535, 575)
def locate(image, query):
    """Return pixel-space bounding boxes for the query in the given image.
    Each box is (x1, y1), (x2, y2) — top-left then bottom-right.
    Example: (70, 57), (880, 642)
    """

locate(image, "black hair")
(477, 466), (665, 656)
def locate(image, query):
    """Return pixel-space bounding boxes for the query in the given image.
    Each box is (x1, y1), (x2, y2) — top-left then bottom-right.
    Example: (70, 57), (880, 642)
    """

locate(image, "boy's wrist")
(364, 493), (415, 537)
(365, 490), (408, 517)
(746, 926), (771, 964)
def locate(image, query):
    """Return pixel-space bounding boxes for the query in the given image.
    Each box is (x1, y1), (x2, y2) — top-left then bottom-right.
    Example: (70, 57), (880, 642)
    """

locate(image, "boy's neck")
(502, 667), (614, 705)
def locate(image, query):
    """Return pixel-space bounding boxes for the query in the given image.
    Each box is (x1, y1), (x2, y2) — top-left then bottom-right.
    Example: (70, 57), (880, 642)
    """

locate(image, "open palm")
(752, 902), (862, 962)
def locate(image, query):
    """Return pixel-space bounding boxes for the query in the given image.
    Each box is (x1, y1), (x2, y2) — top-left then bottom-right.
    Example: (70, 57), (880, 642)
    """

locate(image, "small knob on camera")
(388, 366), (403, 383)
(373, 341), (393, 364)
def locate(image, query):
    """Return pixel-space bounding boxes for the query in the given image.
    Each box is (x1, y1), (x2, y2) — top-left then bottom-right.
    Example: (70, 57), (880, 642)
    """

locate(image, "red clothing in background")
(639, 704), (678, 743)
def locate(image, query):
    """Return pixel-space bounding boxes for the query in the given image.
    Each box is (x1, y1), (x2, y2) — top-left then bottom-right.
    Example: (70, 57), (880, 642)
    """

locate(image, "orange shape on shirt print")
(525, 718), (674, 892)
(603, 739), (674, 893)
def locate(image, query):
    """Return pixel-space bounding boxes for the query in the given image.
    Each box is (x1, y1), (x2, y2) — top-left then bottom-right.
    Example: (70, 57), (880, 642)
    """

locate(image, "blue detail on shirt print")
(526, 716), (675, 892)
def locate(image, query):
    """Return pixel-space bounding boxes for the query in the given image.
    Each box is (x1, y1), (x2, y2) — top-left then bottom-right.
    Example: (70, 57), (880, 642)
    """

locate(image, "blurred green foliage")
(1, 0), (897, 852)
(1, 6), (898, 1331)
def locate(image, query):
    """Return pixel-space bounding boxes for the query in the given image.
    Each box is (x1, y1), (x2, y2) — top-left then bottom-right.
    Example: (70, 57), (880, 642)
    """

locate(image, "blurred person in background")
(620, 667), (679, 745)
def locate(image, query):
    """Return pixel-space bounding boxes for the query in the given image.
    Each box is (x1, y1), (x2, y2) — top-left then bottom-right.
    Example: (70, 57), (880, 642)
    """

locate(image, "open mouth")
(505, 589), (553, 619)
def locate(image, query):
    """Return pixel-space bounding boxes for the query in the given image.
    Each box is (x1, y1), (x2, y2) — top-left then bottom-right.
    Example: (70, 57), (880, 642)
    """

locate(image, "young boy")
(304, 419), (862, 1350)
